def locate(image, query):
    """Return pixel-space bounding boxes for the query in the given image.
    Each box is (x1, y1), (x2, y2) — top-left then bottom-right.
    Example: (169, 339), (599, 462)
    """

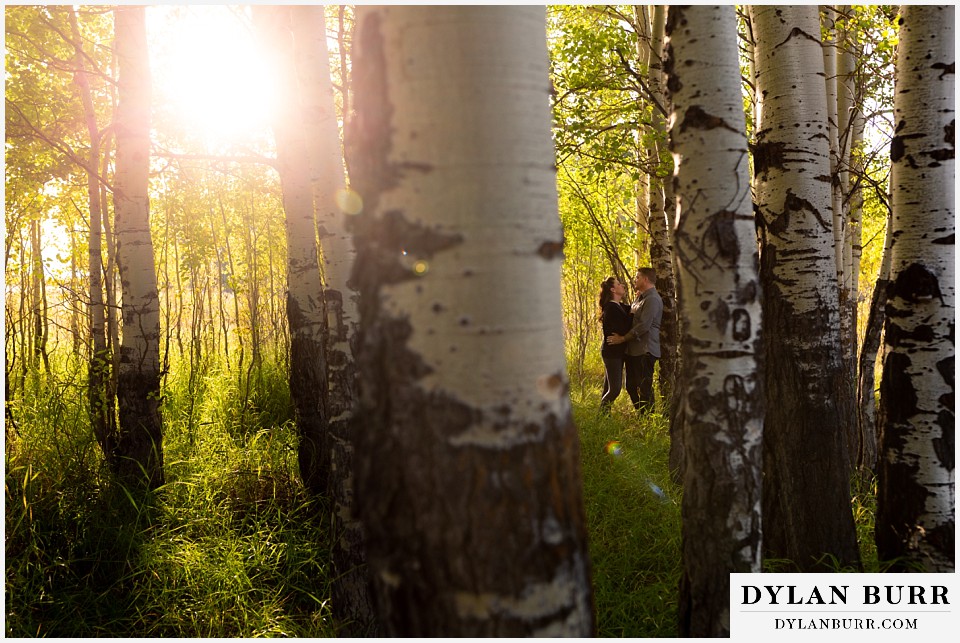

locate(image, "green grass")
(572, 374), (682, 637)
(5, 353), (881, 636)
(5, 354), (333, 637)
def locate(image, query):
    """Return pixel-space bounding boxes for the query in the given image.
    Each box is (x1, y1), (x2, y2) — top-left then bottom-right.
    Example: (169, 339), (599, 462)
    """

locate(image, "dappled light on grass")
(4, 353), (886, 636)
(572, 381), (682, 637)
(4, 354), (334, 637)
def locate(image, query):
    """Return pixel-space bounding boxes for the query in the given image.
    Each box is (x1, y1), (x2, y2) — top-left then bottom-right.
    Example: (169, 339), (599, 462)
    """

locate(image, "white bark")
(291, 5), (358, 412)
(752, 4), (839, 370)
(667, 6), (762, 636)
(633, 5), (651, 268)
(837, 4), (857, 226)
(846, 106), (864, 317)
(822, 7), (845, 285)
(646, 4), (678, 405)
(878, 4), (955, 572)
(369, 11), (570, 438)
(750, 4), (860, 569)
(113, 4), (163, 488)
(290, 5), (377, 632)
(349, 6), (593, 635)
(841, 6), (864, 304)
(114, 6), (159, 376)
(252, 5), (330, 494)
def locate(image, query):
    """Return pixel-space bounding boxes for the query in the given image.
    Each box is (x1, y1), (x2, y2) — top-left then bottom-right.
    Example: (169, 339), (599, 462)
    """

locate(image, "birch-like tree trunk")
(348, 6), (594, 635)
(876, 4), (955, 572)
(68, 6), (115, 463)
(847, 104), (868, 468)
(822, 7), (845, 287)
(836, 5), (861, 468)
(289, 4), (378, 633)
(666, 7), (763, 636)
(29, 219), (48, 371)
(750, 4), (860, 571)
(633, 5), (651, 269)
(113, 5), (163, 489)
(857, 213), (892, 473)
(253, 5), (331, 496)
(646, 4), (678, 410)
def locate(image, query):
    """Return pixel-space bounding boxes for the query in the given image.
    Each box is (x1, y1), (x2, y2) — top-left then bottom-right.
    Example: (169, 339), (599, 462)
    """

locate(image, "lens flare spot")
(336, 188), (363, 215)
(413, 260), (429, 275)
(605, 440), (623, 456)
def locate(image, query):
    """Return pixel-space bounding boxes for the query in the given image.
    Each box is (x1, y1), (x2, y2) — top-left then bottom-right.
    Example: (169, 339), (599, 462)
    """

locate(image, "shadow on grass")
(5, 465), (153, 636)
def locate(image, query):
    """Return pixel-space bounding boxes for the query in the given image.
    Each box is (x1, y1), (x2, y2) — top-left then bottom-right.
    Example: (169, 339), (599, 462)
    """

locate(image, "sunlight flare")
(148, 5), (274, 148)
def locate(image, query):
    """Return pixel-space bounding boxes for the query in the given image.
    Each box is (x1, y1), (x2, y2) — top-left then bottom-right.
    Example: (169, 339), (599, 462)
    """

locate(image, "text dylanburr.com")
(730, 573), (957, 640)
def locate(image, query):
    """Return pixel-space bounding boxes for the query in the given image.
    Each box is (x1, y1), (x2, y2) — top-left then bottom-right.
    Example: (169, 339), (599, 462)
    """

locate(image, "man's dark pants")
(625, 353), (657, 411)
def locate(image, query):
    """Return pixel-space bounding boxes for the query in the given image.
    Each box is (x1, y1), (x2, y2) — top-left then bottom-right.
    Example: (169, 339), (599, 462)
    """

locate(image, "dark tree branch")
(613, 48), (668, 118)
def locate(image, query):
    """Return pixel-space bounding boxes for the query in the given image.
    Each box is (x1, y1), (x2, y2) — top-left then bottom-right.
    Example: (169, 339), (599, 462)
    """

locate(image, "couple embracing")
(597, 267), (662, 413)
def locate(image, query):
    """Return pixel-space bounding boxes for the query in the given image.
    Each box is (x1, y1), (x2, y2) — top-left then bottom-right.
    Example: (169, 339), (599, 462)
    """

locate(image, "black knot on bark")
(680, 106), (737, 135)
(750, 140), (787, 175)
(538, 239), (565, 261)
(892, 262), (944, 304)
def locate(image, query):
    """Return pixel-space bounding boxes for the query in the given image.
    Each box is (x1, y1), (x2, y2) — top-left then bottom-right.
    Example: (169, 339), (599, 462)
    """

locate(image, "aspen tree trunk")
(836, 6), (856, 232)
(666, 6), (763, 636)
(101, 142), (122, 398)
(659, 13), (687, 480)
(857, 215), (892, 474)
(348, 6), (594, 635)
(835, 5), (861, 468)
(646, 4), (678, 410)
(846, 108), (864, 323)
(69, 6), (115, 460)
(288, 4), (378, 634)
(750, 4), (860, 571)
(822, 6), (845, 288)
(876, 4), (955, 572)
(113, 5), (164, 489)
(633, 5), (651, 268)
(337, 7), (351, 133)
(70, 227), (81, 356)
(29, 220), (49, 372)
(846, 107), (866, 469)
(252, 5), (330, 496)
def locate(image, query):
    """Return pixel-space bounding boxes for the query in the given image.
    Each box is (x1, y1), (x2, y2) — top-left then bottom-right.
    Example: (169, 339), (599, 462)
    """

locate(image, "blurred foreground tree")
(348, 6), (595, 635)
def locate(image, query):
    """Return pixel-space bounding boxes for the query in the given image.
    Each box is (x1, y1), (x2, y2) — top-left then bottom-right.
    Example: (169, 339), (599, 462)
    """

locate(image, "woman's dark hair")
(598, 276), (617, 322)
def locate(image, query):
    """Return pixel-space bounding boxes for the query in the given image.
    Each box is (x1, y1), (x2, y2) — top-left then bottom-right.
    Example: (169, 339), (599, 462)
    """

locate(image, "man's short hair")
(637, 267), (657, 285)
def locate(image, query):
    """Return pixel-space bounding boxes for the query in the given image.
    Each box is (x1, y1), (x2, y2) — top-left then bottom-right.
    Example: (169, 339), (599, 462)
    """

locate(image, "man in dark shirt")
(606, 267), (663, 412)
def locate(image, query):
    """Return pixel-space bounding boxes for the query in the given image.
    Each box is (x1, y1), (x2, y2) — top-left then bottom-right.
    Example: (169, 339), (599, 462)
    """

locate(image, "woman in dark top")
(598, 276), (632, 409)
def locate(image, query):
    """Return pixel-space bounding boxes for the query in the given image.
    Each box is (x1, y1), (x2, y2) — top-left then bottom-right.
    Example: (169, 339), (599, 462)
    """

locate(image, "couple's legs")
(600, 356), (624, 408)
(625, 354), (657, 411)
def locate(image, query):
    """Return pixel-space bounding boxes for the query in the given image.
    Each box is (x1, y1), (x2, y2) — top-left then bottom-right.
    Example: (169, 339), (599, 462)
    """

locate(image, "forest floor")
(4, 358), (878, 637)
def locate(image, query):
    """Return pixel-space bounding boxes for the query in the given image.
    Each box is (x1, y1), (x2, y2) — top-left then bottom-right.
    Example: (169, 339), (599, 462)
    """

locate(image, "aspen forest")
(4, 4), (954, 638)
